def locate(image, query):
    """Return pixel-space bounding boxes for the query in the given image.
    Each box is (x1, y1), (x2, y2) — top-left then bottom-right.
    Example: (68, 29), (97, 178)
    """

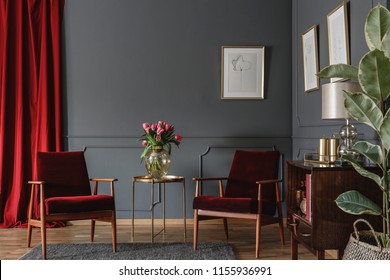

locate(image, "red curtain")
(0, 0), (64, 228)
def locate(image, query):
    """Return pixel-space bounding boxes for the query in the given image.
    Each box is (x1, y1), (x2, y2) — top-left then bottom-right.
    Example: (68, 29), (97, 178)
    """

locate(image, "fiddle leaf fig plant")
(318, 4), (390, 247)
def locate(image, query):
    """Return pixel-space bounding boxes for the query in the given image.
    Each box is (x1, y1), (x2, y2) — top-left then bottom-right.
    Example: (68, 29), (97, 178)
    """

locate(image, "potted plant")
(139, 121), (182, 178)
(318, 4), (390, 257)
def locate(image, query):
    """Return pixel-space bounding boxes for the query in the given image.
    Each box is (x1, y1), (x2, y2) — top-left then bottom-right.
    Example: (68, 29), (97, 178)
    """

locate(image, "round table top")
(132, 175), (184, 183)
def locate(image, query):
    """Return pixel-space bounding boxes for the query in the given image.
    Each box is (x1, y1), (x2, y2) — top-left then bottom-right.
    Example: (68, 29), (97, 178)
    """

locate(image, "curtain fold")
(0, 0), (64, 228)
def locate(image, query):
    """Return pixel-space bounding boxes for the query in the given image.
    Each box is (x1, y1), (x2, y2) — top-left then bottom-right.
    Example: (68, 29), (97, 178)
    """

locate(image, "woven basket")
(342, 219), (390, 260)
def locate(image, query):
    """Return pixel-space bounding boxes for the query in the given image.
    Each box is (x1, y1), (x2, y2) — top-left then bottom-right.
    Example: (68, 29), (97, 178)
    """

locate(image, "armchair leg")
(111, 212), (117, 253)
(90, 220), (96, 242)
(39, 189), (47, 260)
(40, 221), (47, 260)
(223, 218), (229, 239)
(193, 210), (199, 250)
(278, 218), (285, 245)
(255, 215), (261, 259)
(27, 184), (35, 248)
(277, 202), (285, 245)
(27, 223), (33, 248)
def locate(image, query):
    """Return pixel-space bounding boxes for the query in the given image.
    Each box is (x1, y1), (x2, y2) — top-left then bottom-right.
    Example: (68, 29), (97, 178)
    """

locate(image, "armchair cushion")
(193, 196), (276, 214)
(225, 150), (279, 200)
(37, 151), (92, 198)
(45, 194), (115, 215)
(193, 196), (258, 213)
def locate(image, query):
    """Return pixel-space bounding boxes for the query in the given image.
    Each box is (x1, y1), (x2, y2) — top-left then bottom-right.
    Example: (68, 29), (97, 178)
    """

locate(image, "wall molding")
(66, 135), (292, 139)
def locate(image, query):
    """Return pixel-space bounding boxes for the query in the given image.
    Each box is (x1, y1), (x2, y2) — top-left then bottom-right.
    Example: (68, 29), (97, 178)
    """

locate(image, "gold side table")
(132, 175), (186, 242)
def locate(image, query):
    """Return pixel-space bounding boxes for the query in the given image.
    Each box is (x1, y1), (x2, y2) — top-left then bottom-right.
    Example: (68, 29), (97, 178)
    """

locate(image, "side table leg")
(151, 181), (154, 242)
(132, 181), (135, 240)
(163, 183), (166, 233)
(183, 180), (186, 239)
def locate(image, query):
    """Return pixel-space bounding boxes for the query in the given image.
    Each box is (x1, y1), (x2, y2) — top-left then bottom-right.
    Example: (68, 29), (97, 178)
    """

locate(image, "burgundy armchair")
(193, 150), (285, 259)
(27, 151), (117, 259)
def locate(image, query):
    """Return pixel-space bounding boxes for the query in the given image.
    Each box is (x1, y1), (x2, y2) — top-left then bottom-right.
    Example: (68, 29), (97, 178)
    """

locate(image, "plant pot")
(343, 219), (390, 260)
(144, 146), (171, 179)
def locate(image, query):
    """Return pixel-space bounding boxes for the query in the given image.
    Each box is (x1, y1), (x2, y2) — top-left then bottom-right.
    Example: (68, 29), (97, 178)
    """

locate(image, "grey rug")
(19, 242), (236, 260)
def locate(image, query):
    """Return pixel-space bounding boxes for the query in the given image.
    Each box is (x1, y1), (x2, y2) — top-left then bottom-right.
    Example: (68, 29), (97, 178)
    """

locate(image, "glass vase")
(144, 146), (171, 179)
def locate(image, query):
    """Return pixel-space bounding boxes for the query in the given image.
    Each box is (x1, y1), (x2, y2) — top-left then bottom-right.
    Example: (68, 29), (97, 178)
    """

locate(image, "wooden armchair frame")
(27, 178), (117, 260)
(193, 177), (285, 259)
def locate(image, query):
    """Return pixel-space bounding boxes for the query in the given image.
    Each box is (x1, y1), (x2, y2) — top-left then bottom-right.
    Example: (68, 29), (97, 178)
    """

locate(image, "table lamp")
(322, 82), (361, 160)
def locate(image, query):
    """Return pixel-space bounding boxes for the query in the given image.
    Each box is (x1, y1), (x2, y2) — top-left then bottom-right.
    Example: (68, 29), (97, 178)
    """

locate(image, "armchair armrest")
(27, 180), (47, 218)
(256, 178), (283, 204)
(90, 178), (118, 196)
(192, 177), (228, 181)
(90, 178), (118, 182)
(28, 180), (45, 185)
(256, 179), (282, 185)
(193, 177), (228, 197)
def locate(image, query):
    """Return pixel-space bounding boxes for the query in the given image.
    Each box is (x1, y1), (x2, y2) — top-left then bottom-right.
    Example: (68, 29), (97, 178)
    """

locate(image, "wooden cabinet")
(286, 161), (382, 259)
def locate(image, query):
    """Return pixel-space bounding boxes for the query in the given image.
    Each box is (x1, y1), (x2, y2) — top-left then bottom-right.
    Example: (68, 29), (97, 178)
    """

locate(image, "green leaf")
(380, 111), (390, 150)
(378, 235), (390, 248)
(382, 31), (390, 58)
(359, 49), (390, 102)
(343, 91), (383, 131)
(341, 155), (382, 188)
(352, 141), (383, 164)
(335, 191), (382, 215)
(365, 4), (390, 51)
(317, 64), (358, 80)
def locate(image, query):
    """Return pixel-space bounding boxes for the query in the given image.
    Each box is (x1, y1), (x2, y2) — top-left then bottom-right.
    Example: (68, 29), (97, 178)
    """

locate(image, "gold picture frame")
(327, 1), (350, 83)
(302, 25), (319, 92)
(221, 46), (265, 100)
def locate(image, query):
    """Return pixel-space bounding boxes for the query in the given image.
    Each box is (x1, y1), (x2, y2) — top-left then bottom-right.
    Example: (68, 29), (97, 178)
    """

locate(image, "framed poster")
(221, 46), (265, 99)
(302, 25), (319, 92)
(327, 1), (350, 82)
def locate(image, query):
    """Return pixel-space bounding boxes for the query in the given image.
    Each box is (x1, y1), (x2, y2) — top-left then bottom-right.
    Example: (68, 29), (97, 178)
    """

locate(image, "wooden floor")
(0, 219), (335, 260)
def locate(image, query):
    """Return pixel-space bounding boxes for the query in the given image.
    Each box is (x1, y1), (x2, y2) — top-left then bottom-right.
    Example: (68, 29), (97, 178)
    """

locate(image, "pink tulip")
(165, 124), (170, 131)
(151, 124), (157, 131)
(169, 125), (175, 131)
(142, 140), (148, 147)
(157, 127), (164, 135)
(142, 123), (149, 130)
(145, 127), (150, 134)
(156, 135), (161, 141)
(175, 135), (182, 142)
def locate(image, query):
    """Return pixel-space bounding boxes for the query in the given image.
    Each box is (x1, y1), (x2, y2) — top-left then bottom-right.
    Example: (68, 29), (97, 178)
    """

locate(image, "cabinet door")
(311, 169), (382, 250)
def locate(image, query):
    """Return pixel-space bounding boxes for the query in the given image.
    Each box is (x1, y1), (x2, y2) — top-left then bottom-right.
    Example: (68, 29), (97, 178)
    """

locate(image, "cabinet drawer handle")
(299, 232), (311, 237)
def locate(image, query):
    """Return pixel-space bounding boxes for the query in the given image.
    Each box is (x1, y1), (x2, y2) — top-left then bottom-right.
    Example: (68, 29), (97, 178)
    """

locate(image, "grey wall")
(292, 0), (387, 160)
(63, 0), (292, 218)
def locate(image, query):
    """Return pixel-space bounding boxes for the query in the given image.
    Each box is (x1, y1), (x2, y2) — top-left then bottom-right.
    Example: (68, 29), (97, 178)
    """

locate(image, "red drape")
(0, 0), (64, 228)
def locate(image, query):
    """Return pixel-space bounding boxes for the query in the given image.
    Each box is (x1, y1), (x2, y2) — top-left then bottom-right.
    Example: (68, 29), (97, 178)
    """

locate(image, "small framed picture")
(327, 1), (350, 82)
(221, 46), (265, 99)
(302, 25), (319, 92)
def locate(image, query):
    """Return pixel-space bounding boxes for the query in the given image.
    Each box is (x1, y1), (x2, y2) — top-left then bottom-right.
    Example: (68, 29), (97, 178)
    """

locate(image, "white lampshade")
(321, 82), (361, 120)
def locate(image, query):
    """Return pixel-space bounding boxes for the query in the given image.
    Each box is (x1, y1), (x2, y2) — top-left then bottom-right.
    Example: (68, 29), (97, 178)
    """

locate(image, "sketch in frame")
(221, 46), (264, 99)
(327, 1), (350, 82)
(302, 25), (319, 92)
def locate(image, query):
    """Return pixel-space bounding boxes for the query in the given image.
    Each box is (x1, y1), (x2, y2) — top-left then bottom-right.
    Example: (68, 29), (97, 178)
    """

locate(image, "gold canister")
(319, 138), (329, 161)
(329, 138), (339, 162)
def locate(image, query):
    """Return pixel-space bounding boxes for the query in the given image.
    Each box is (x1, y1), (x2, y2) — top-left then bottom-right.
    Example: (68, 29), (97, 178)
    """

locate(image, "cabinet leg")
(317, 250), (325, 260)
(337, 249), (343, 260)
(291, 234), (298, 260)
